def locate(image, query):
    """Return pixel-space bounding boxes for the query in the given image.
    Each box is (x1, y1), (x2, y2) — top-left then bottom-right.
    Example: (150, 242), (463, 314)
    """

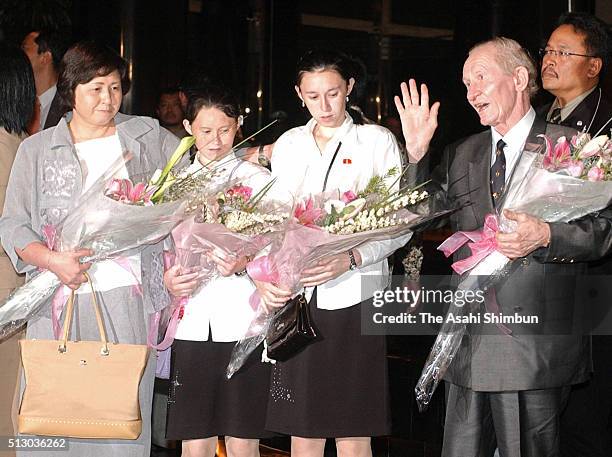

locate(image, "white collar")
(491, 107), (535, 152)
(305, 112), (354, 152)
(549, 86), (597, 122)
(490, 107), (535, 182)
(39, 85), (56, 107)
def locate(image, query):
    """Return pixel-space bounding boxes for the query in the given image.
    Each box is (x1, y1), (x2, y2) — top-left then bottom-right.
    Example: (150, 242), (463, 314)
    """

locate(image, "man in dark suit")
(396, 37), (612, 457)
(21, 29), (70, 131)
(537, 12), (612, 457)
(538, 12), (612, 136)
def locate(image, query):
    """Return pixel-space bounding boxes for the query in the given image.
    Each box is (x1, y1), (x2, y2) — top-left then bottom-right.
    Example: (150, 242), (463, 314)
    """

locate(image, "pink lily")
(106, 178), (153, 205)
(543, 136), (572, 170)
(294, 197), (324, 227)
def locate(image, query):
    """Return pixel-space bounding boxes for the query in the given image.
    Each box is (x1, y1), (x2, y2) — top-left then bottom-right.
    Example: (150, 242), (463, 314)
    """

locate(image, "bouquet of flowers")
(147, 178), (289, 365)
(415, 132), (612, 411)
(0, 136), (199, 341)
(226, 169), (454, 378)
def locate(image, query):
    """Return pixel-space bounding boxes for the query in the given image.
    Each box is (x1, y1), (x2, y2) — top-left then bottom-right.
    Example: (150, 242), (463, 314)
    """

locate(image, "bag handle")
(59, 272), (110, 356)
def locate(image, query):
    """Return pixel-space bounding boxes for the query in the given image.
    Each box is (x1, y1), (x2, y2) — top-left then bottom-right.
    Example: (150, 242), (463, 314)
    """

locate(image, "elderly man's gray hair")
(470, 36), (539, 98)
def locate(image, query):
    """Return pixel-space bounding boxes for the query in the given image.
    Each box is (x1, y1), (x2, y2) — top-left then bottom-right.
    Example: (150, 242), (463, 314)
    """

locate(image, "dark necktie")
(549, 107), (562, 124)
(491, 139), (506, 205)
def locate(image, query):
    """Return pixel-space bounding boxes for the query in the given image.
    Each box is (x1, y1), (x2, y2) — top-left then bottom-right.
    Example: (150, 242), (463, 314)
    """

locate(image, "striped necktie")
(549, 107), (562, 124)
(491, 139), (506, 205)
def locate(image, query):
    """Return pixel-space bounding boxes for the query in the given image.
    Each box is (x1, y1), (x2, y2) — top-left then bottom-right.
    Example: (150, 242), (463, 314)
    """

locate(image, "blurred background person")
(155, 87), (188, 138)
(21, 29), (71, 131)
(0, 43), (37, 457)
(538, 12), (612, 135)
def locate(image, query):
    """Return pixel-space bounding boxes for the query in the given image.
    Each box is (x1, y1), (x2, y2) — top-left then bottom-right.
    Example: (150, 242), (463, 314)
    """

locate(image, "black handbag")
(265, 293), (318, 361)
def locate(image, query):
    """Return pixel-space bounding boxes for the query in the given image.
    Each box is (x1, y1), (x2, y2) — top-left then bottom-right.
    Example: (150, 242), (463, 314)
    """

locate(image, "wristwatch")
(348, 249), (357, 271)
(235, 255), (254, 277)
(257, 144), (270, 168)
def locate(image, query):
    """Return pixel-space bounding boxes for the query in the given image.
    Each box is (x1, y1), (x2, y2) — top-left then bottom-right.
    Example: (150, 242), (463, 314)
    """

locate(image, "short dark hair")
(158, 86), (180, 101)
(0, 45), (36, 135)
(57, 41), (131, 109)
(185, 84), (240, 123)
(33, 29), (71, 71)
(296, 49), (358, 87)
(558, 12), (611, 77)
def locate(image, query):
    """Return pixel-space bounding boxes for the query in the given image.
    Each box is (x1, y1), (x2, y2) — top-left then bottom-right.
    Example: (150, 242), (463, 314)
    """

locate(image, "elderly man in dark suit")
(395, 36), (612, 457)
(538, 12), (612, 136)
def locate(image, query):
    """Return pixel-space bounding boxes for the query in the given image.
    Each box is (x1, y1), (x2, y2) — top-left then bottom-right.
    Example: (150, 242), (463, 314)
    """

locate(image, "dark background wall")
(0, 0), (609, 152)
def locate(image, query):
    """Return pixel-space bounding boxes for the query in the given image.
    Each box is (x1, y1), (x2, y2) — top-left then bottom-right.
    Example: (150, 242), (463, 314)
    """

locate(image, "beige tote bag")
(18, 273), (148, 439)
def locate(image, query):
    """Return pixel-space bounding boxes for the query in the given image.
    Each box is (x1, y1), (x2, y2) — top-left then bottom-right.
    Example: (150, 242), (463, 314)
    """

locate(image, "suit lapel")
(43, 92), (66, 129)
(526, 115), (547, 144)
(563, 89), (598, 134)
(467, 131), (495, 223)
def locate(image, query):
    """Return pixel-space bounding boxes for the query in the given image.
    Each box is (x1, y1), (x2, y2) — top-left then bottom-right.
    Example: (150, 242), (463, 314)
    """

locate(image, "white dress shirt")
(38, 85), (57, 130)
(174, 153), (273, 342)
(270, 113), (411, 310)
(491, 107), (536, 184)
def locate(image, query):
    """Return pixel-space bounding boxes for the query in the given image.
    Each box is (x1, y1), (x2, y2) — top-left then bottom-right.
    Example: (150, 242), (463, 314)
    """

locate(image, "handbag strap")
(59, 272), (110, 356)
(322, 141), (342, 192)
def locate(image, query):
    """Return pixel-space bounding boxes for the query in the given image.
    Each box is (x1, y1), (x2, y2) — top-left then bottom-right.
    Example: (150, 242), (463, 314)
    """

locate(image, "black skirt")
(166, 338), (274, 440)
(265, 292), (391, 438)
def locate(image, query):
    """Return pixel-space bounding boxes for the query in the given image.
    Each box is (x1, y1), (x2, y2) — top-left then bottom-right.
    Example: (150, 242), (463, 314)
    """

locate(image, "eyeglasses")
(539, 48), (597, 59)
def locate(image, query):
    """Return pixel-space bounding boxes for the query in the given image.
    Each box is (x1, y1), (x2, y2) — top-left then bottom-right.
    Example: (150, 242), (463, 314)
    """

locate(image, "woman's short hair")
(185, 83), (240, 123)
(0, 45), (36, 135)
(57, 41), (131, 109)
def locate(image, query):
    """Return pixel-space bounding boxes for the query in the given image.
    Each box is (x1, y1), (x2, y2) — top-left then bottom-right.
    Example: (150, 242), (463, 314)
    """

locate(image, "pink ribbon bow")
(245, 255), (280, 311)
(437, 214), (500, 275)
(437, 215), (512, 335)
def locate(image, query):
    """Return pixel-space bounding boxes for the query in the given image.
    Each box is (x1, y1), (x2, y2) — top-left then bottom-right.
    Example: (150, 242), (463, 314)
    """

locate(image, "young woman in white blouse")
(251, 49), (435, 457)
(163, 86), (273, 457)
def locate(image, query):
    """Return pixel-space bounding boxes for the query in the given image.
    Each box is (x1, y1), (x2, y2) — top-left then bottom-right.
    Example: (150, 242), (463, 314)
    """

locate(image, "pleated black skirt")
(265, 292), (391, 438)
(166, 339), (274, 440)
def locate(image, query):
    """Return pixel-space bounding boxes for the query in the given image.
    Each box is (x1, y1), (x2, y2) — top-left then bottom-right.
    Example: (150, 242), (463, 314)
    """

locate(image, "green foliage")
(358, 167), (399, 199)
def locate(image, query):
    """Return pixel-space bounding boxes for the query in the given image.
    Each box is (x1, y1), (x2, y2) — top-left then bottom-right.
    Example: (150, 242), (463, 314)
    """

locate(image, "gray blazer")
(0, 112), (181, 314)
(431, 115), (612, 391)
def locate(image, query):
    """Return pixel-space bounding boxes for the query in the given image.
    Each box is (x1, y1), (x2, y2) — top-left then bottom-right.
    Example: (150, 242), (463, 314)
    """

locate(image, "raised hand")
(393, 79), (440, 163)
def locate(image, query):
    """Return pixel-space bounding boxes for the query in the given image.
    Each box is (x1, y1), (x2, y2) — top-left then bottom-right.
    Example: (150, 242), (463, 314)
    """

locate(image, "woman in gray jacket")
(0, 41), (179, 457)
